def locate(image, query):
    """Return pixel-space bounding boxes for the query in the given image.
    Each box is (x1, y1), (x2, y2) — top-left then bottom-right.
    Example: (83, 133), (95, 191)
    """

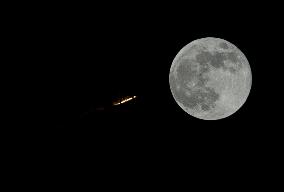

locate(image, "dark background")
(43, 4), (263, 129)
(6, 1), (283, 187)
(23, 1), (280, 146)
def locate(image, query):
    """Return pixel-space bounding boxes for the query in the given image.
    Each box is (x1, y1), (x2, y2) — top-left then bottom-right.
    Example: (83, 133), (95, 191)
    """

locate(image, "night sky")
(14, 2), (283, 184)
(41, 2), (270, 137)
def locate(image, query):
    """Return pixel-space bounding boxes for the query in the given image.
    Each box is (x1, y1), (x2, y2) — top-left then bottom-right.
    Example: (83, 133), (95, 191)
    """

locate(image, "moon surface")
(169, 37), (252, 120)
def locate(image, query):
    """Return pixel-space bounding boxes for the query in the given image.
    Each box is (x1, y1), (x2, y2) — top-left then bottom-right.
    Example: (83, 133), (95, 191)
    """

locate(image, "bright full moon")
(169, 37), (252, 120)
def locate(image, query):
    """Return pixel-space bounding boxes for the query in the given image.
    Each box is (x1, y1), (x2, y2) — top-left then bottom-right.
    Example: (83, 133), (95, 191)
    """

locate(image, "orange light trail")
(113, 96), (137, 106)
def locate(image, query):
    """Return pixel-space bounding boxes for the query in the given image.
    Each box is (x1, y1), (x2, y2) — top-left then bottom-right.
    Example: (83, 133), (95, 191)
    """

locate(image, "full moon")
(169, 37), (252, 120)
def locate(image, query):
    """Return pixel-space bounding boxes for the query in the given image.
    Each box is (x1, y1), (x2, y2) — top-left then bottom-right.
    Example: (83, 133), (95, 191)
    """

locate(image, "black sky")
(36, 2), (278, 134)
(11, 2), (284, 184)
